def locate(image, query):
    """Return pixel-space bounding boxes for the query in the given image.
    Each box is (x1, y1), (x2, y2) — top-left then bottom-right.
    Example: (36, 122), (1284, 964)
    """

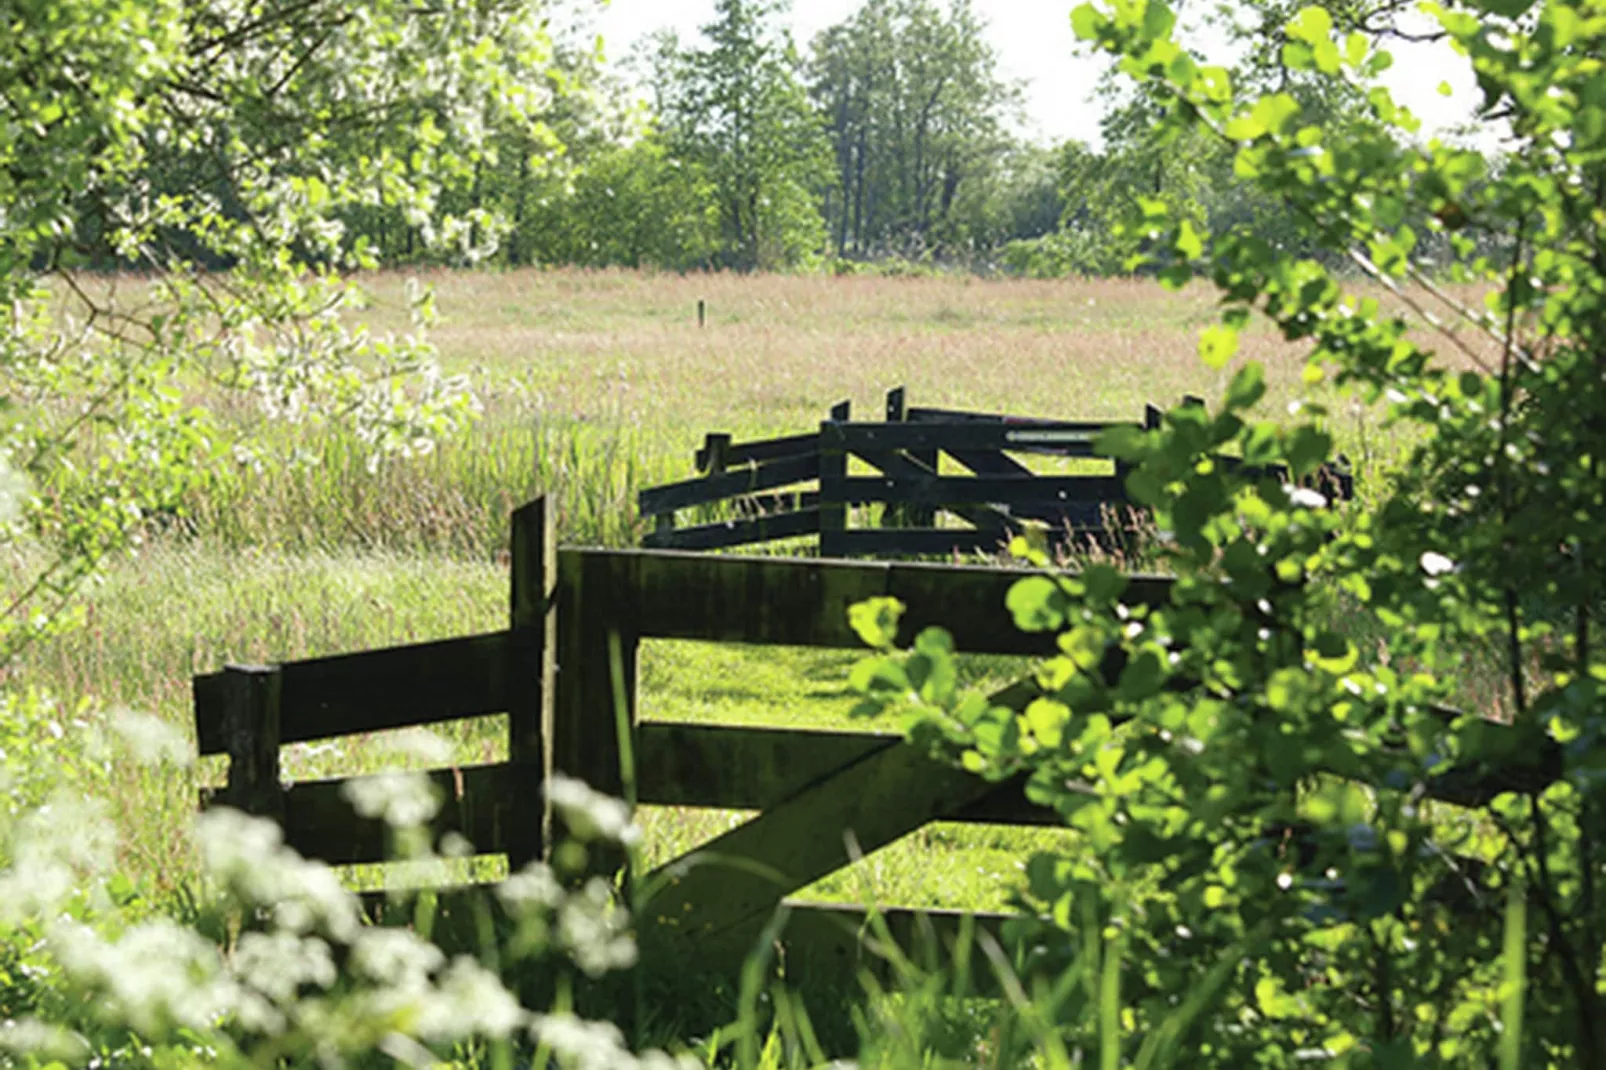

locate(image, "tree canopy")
(0, 0), (565, 656)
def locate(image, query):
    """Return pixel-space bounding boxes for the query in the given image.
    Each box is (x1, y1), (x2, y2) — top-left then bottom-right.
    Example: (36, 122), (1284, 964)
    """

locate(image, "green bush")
(849, 0), (1606, 1064)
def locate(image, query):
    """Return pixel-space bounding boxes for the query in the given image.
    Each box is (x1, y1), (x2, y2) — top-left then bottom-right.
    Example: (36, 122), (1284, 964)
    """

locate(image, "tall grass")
(183, 405), (670, 557)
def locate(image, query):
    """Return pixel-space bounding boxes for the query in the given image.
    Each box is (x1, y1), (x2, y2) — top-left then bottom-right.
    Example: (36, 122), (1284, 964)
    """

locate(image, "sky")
(594, 0), (1488, 149)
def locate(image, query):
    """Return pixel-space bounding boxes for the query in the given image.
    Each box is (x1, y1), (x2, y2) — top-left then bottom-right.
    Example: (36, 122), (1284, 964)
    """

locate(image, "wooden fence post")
(819, 422), (848, 558)
(553, 552), (637, 874)
(700, 433), (731, 476)
(884, 386), (906, 423)
(509, 496), (557, 871)
(220, 664), (284, 824)
(885, 385), (937, 529)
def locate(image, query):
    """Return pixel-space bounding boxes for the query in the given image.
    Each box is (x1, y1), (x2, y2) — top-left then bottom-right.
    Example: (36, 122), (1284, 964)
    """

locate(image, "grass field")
(17, 267), (1426, 916)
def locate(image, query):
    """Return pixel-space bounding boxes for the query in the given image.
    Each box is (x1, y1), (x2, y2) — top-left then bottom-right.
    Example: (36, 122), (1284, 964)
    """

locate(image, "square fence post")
(818, 422), (848, 557)
(886, 386), (937, 529)
(220, 664), (284, 824)
(509, 495), (557, 871)
(553, 550), (638, 883)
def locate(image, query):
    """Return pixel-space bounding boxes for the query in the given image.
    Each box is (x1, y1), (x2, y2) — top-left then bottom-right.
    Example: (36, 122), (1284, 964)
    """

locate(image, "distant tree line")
(71, 0), (1497, 276)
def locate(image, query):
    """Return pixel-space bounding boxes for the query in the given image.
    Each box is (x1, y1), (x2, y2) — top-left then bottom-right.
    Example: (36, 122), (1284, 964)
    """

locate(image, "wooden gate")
(193, 495), (1175, 984)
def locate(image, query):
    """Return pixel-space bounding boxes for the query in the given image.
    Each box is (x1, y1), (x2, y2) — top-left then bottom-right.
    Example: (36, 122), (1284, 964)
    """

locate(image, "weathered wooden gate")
(193, 495), (1174, 983)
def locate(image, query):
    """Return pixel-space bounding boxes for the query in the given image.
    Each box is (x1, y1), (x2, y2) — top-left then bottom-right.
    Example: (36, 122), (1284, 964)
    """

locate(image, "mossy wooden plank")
(907, 404), (1121, 431)
(637, 678), (1039, 950)
(217, 665), (284, 821)
(825, 420), (1109, 457)
(638, 454), (820, 517)
(553, 551), (634, 802)
(636, 722), (1061, 824)
(194, 631), (511, 756)
(947, 448), (1033, 477)
(836, 474), (1127, 507)
(818, 432), (847, 558)
(1421, 744), (1563, 807)
(639, 738), (995, 951)
(276, 763), (515, 866)
(828, 527), (1018, 558)
(695, 431), (820, 471)
(636, 723), (895, 810)
(728, 489), (820, 516)
(847, 449), (1010, 532)
(579, 548), (1172, 655)
(641, 508), (821, 551)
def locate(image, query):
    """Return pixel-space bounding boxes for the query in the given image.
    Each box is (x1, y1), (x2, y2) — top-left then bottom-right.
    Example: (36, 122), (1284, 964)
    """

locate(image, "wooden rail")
(194, 493), (1537, 995)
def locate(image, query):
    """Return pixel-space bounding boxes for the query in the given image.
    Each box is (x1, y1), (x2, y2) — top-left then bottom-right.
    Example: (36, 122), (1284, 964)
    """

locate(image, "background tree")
(0, 0), (565, 657)
(651, 0), (833, 271)
(808, 0), (1023, 261)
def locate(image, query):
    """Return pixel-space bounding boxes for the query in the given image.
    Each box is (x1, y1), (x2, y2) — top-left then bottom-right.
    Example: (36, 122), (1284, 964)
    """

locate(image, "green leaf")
(1222, 112), (1266, 141)
(1007, 576), (1069, 632)
(1285, 425), (1333, 477)
(848, 597), (905, 649)
(1223, 363), (1267, 412)
(1081, 564), (1128, 605)
(1142, 1), (1177, 43)
(848, 656), (910, 696)
(1250, 94), (1301, 136)
(1096, 424), (1150, 461)
(1199, 324), (1238, 369)
(1285, 6), (1334, 45)
(1499, 872), (1528, 1070)
(1025, 698), (1071, 749)
(1117, 650), (1165, 701)
(1070, 4), (1104, 41)
(1344, 31), (1370, 68)
(1473, 0), (1536, 14)
(1174, 219), (1203, 260)
(912, 627), (953, 657)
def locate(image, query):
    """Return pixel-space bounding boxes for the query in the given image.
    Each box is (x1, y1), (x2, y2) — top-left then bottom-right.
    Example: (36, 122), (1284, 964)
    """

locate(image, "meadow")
(17, 267), (1417, 916)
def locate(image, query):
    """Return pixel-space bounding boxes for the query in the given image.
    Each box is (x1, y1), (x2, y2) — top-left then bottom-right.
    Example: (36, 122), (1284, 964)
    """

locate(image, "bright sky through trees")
(597, 0), (1487, 148)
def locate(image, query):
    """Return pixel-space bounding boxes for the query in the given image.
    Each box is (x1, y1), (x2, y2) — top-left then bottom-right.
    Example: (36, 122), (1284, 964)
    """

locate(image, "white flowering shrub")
(0, 722), (701, 1070)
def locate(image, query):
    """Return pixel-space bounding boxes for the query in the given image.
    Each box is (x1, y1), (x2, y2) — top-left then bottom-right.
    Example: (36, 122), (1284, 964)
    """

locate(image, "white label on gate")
(1005, 430), (1095, 444)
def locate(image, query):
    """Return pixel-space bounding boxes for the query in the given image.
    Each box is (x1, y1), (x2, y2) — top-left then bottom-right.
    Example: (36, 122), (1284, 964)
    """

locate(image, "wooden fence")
(193, 495), (1550, 991)
(194, 496), (1178, 983)
(640, 387), (1355, 558)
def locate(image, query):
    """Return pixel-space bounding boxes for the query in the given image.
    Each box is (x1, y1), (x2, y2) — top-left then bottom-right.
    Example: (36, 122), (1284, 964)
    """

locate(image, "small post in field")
(220, 664), (284, 824)
(509, 494), (557, 870)
(697, 299), (706, 328)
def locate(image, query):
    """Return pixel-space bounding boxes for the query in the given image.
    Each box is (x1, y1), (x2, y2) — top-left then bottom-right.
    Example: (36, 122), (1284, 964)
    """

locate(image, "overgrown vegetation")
(6, 0), (1606, 1065)
(851, 0), (1606, 1063)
